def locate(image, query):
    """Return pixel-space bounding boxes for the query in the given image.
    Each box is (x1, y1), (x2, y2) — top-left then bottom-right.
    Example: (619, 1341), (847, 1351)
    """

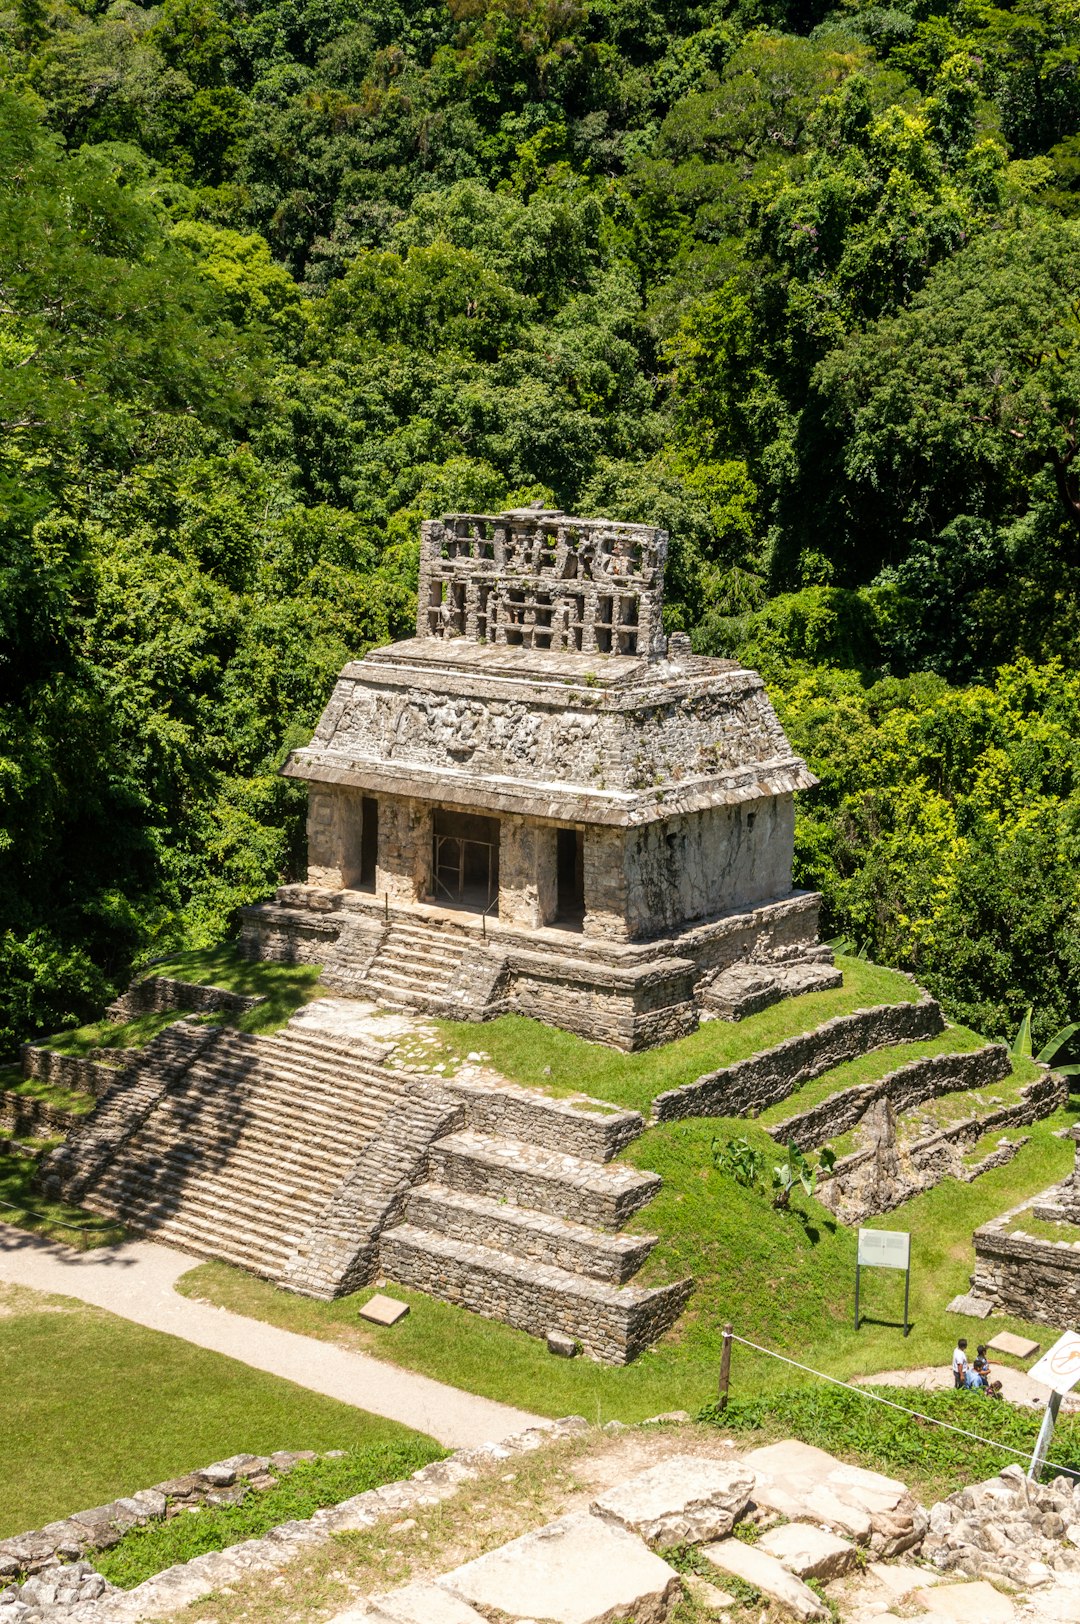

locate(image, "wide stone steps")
(403, 1182), (656, 1284)
(91, 1189), (299, 1273)
(359, 921), (474, 1008)
(428, 1129), (660, 1230)
(379, 1223), (689, 1364)
(88, 1122), (360, 1198)
(142, 1070), (396, 1144)
(89, 1162), (329, 1243)
(199, 1032), (399, 1097)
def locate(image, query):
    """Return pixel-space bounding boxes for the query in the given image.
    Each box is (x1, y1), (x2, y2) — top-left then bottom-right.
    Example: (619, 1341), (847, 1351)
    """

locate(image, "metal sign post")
(855, 1229), (912, 1336)
(1027, 1331), (1080, 1479)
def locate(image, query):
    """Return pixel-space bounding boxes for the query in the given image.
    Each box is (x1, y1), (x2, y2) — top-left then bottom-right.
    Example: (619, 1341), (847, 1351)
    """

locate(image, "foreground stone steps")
(403, 1182), (656, 1284)
(359, 920), (472, 1008)
(380, 1223), (690, 1364)
(429, 1129), (660, 1230)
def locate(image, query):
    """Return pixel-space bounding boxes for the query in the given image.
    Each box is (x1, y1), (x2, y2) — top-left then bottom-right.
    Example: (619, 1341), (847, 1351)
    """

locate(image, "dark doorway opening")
(432, 809), (500, 913)
(555, 828), (585, 928)
(359, 797), (378, 891)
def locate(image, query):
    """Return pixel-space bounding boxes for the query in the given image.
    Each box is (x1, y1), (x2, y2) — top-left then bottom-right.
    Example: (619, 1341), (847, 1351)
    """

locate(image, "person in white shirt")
(952, 1338), (969, 1389)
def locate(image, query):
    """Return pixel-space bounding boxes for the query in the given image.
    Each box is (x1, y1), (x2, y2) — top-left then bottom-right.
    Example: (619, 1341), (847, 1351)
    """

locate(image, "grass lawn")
(432, 955), (921, 1113)
(144, 945), (327, 1036)
(0, 1282), (441, 1540)
(177, 1098), (1080, 1429)
(0, 1151), (124, 1250)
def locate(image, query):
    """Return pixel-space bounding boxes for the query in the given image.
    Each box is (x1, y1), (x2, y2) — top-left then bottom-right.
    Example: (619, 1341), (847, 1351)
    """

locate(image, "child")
(952, 1337), (969, 1389)
(973, 1345), (991, 1382)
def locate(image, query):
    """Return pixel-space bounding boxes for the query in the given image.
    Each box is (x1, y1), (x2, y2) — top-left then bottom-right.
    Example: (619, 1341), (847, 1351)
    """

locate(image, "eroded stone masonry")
(241, 509), (835, 1049)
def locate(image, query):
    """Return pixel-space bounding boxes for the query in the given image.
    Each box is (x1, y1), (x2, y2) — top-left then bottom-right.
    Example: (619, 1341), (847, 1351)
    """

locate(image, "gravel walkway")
(860, 1363), (1080, 1412)
(0, 1227), (542, 1447)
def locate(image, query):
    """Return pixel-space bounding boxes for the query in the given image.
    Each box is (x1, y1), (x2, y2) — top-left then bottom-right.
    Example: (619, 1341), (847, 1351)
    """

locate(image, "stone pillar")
(536, 825), (559, 926)
(307, 784), (350, 888)
(498, 816), (541, 930)
(583, 826), (631, 941)
(376, 795), (432, 906)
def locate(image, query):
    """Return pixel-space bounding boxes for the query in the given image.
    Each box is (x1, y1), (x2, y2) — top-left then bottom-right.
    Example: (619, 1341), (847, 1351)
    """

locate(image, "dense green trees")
(1, 0), (1079, 1050)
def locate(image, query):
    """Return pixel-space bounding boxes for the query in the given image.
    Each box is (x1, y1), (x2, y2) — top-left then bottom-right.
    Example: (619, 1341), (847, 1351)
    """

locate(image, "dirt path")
(860, 1362), (1080, 1412)
(0, 1226), (542, 1448)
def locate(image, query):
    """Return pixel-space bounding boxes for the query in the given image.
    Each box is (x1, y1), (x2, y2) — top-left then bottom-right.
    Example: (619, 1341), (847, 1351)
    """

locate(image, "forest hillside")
(2, 0), (1079, 1054)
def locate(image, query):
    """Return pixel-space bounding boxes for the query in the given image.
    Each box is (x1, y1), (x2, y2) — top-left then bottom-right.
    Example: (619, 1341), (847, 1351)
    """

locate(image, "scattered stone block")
(701, 1537), (828, 1621)
(988, 1332), (1040, 1359)
(438, 1511), (680, 1624)
(757, 1521), (856, 1580)
(546, 1330), (578, 1358)
(683, 1574), (734, 1613)
(592, 1456), (754, 1546)
(913, 1579), (1018, 1622)
(946, 1293), (994, 1319)
(360, 1294), (410, 1326)
(367, 1581), (488, 1624)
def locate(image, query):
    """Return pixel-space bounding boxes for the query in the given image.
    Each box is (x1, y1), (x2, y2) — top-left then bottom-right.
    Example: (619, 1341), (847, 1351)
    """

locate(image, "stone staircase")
(379, 1084), (692, 1364)
(40, 1013), (691, 1360)
(59, 1027), (415, 1279)
(351, 920), (471, 1011)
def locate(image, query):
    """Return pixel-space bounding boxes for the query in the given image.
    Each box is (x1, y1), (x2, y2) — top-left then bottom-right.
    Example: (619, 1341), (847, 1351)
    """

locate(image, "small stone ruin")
(240, 508), (836, 1049)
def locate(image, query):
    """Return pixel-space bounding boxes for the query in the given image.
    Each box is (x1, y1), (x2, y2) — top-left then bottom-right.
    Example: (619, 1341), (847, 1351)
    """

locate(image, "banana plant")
(1010, 1008), (1080, 1075)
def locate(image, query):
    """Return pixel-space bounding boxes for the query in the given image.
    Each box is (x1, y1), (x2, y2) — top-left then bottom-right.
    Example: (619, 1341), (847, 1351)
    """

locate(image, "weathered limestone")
(969, 1130), (1080, 1329)
(743, 1441), (928, 1557)
(106, 977), (263, 1022)
(591, 1456), (754, 1545)
(756, 1522), (857, 1581)
(438, 1511), (681, 1624)
(701, 1538), (828, 1620)
(241, 509), (829, 1049)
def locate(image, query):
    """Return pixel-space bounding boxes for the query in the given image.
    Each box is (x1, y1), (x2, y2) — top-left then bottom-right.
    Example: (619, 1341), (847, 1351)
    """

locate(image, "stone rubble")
(922, 1461), (1080, 1588)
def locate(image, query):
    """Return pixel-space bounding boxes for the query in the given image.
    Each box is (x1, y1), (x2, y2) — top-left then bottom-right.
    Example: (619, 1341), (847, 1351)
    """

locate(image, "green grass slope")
(0, 1286), (441, 1539)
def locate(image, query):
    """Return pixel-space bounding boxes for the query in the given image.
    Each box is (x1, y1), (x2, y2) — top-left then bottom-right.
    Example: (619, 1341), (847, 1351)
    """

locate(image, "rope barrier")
(0, 1196), (121, 1234)
(724, 1330), (1079, 1478)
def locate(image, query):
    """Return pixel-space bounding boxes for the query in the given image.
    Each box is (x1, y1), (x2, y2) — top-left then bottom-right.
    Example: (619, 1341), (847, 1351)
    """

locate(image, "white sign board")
(1029, 1331), (1080, 1396)
(857, 1229), (911, 1270)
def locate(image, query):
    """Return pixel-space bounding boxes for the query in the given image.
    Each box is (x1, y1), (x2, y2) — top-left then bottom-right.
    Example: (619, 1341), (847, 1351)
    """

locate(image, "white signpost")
(855, 1229), (912, 1337)
(1027, 1331), (1080, 1479)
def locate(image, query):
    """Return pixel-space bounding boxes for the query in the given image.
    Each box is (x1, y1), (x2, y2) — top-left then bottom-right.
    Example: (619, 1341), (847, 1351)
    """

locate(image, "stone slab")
(438, 1510), (679, 1624)
(987, 1331), (1041, 1359)
(946, 1293), (994, 1319)
(701, 1537), (828, 1621)
(684, 1574), (734, 1613)
(359, 1294), (410, 1326)
(743, 1439), (917, 1550)
(591, 1455), (754, 1546)
(912, 1579), (1017, 1622)
(367, 1581), (488, 1624)
(756, 1521), (856, 1580)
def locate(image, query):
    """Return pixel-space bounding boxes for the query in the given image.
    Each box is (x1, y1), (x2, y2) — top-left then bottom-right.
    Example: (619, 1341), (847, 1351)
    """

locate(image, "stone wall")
(652, 994), (944, 1122)
(20, 1047), (122, 1098)
(625, 797), (794, 936)
(107, 977), (263, 1022)
(449, 1078), (644, 1162)
(378, 1228), (690, 1363)
(772, 1043), (1014, 1151)
(972, 1209), (1080, 1326)
(0, 1092), (86, 1139)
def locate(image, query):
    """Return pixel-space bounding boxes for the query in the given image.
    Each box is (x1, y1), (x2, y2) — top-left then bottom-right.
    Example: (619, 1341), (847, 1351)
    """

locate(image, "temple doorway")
(555, 827), (585, 928)
(432, 809), (500, 912)
(359, 797), (378, 891)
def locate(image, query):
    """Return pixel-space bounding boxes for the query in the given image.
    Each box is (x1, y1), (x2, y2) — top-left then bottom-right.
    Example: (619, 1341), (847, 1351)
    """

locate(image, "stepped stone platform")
(35, 1006), (689, 1363)
(971, 1125), (1080, 1329)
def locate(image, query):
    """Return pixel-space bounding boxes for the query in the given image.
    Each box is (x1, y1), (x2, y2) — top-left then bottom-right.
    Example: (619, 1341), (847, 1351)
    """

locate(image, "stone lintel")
(282, 751), (815, 826)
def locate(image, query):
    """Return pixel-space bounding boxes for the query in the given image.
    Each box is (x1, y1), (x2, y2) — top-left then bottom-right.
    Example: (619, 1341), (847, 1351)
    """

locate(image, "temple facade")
(240, 509), (837, 1047)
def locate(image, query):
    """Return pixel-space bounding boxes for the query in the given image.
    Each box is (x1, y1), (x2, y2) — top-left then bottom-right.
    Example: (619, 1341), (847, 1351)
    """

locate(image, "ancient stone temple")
(241, 509), (837, 1048)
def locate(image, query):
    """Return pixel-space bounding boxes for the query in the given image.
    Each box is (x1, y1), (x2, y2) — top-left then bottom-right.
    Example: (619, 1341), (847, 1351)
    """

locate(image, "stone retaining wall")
(651, 994), (944, 1123)
(0, 1451), (333, 1579)
(819, 1070), (1065, 1219)
(107, 977), (264, 1022)
(378, 1227), (691, 1363)
(0, 1092), (84, 1139)
(20, 1047), (122, 1098)
(771, 1043), (1013, 1151)
(972, 1171), (1080, 1325)
(450, 1078), (643, 1162)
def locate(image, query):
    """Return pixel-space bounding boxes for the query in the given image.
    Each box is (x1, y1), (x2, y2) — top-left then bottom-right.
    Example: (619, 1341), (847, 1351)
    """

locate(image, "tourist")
(952, 1338), (969, 1388)
(973, 1345), (991, 1382)
(963, 1364), (986, 1393)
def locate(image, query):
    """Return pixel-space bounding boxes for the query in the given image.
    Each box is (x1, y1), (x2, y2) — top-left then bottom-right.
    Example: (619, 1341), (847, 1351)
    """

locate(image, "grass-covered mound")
(0, 1284), (442, 1540)
(179, 1099), (1080, 1428)
(0, 1148), (124, 1250)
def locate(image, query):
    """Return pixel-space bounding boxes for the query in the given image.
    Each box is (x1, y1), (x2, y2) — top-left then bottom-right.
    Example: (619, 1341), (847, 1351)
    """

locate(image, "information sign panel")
(857, 1229), (911, 1270)
(1029, 1331), (1080, 1397)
